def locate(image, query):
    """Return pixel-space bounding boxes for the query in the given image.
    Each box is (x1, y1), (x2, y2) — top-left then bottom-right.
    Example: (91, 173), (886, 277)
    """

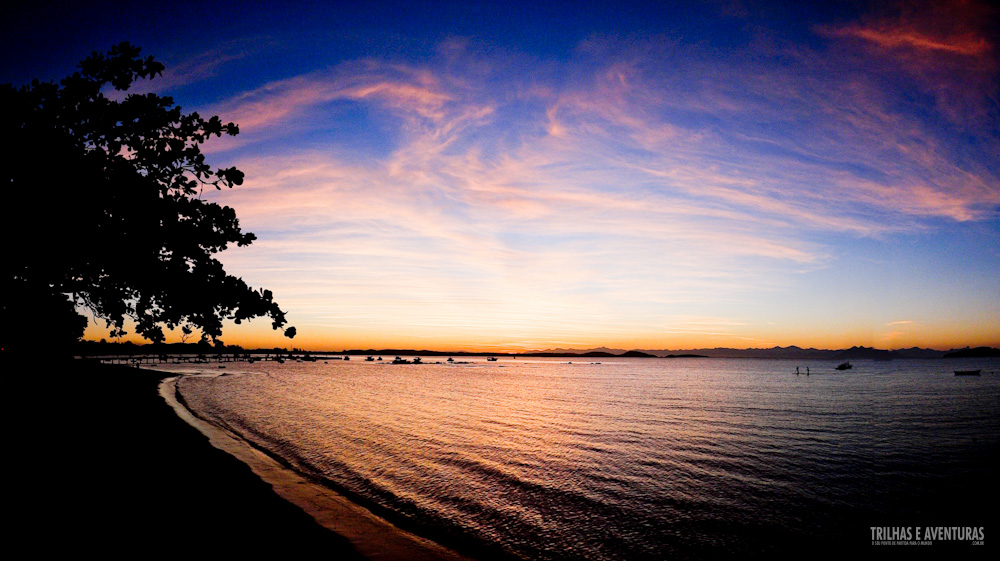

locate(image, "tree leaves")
(0, 43), (294, 350)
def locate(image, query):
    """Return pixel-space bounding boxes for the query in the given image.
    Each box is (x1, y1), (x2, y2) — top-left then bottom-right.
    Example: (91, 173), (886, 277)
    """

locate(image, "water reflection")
(176, 358), (999, 559)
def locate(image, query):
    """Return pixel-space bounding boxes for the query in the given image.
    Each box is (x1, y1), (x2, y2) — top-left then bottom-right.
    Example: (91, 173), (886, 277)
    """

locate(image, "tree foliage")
(1, 43), (294, 352)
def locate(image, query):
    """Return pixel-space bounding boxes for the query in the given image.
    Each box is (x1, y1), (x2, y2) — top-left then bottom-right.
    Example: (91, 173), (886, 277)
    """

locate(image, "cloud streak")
(822, 25), (989, 56)
(183, 6), (998, 350)
(209, 60), (457, 132)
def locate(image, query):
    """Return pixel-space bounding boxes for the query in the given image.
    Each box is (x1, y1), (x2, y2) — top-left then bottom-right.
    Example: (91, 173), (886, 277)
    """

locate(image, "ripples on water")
(174, 358), (999, 559)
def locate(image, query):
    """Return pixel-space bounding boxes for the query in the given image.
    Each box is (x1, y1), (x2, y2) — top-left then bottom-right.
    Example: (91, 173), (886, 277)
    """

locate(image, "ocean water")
(172, 358), (999, 558)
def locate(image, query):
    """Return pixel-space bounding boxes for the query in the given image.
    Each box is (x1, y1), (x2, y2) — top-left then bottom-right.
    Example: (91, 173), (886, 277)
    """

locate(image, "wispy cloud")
(206, 60), (459, 133)
(821, 25), (989, 56)
(816, 0), (998, 132)
(114, 39), (273, 97)
(185, 11), (998, 349)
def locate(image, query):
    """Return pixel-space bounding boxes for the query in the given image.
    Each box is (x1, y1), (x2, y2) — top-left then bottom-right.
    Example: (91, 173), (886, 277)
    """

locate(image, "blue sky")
(4, 1), (998, 350)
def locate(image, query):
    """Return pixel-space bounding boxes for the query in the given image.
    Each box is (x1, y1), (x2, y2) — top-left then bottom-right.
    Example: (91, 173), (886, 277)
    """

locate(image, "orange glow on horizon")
(80, 317), (999, 353)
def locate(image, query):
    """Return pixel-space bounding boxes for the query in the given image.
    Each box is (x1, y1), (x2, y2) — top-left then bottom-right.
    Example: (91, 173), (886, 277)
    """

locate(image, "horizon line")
(76, 339), (999, 354)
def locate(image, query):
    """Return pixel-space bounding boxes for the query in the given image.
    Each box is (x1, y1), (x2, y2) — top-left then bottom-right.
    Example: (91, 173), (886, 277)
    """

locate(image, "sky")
(3, 0), (999, 351)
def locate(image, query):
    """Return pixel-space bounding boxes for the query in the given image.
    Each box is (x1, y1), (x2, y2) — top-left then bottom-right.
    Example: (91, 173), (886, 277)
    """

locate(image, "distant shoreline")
(73, 341), (1000, 361)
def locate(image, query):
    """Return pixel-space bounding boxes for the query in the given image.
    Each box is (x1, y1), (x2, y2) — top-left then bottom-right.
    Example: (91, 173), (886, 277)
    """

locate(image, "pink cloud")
(187, 34), (999, 348)
(823, 25), (989, 56)
(815, 0), (997, 131)
(208, 62), (456, 133)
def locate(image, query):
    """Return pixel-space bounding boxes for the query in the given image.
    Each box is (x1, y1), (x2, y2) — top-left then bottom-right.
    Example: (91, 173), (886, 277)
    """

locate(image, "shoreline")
(5, 361), (405, 556)
(161, 374), (470, 561)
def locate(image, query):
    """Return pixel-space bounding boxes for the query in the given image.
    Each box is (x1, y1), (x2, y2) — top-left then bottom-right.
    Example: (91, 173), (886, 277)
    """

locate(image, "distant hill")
(943, 347), (1000, 358)
(541, 345), (956, 359)
(523, 350), (656, 358)
(540, 347), (627, 355)
(655, 346), (835, 359)
(891, 347), (947, 359)
(832, 347), (899, 360)
(620, 350), (657, 358)
(77, 341), (989, 360)
(635, 346), (958, 359)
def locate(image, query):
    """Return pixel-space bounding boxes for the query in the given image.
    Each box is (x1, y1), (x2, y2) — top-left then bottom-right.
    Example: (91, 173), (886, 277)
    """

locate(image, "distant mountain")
(642, 346), (836, 359)
(891, 347), (946, 359)
(832, 347), (900, 360)
(634, 346), (961, 359)
(620, 350), (657, 358)
(540, 347), (627, 355)
(526, 349), (655, 358)
(533, 345), (957, 359)
(78, 340), (979, 360)
(943, 347), (1000, 358)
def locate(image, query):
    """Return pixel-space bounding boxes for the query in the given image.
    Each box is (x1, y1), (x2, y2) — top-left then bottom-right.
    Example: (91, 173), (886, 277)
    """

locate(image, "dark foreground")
(4, 360), (364, 557)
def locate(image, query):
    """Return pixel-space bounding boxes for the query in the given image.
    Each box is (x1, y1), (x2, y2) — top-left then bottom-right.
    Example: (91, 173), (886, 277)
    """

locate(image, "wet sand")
(3, 360), (454, 557)
(162, 375), (470, 561)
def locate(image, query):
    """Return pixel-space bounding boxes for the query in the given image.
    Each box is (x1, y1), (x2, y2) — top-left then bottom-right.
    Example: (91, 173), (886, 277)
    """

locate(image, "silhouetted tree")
(1, 43), (294, 358)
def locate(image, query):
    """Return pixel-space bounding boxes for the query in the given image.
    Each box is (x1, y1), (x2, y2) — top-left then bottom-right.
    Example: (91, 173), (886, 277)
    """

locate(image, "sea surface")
(170, 357), (999, 558)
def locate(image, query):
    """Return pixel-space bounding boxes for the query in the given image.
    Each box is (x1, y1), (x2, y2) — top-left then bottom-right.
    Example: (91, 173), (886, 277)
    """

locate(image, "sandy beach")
(4, 361), (365, 556)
